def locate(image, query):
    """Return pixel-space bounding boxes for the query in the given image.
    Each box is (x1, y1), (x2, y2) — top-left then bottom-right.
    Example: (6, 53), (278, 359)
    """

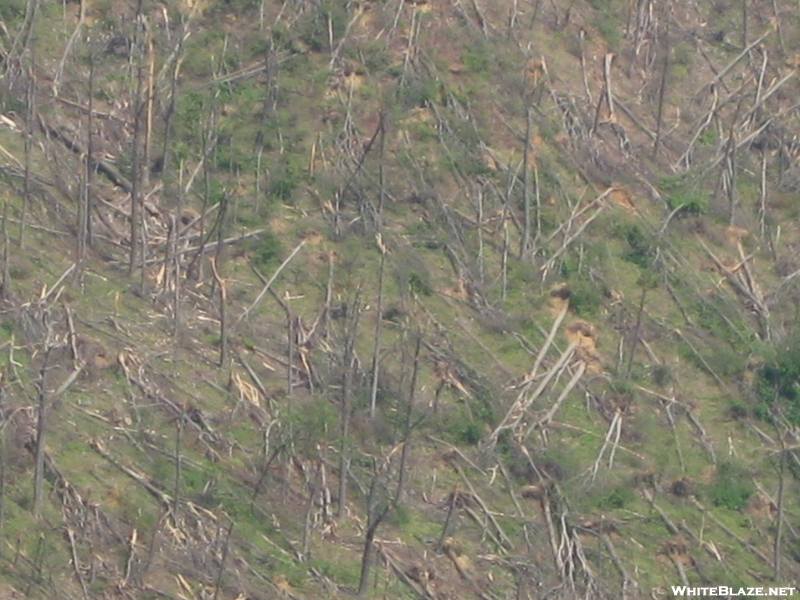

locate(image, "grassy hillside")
(1, 0), (800, 598)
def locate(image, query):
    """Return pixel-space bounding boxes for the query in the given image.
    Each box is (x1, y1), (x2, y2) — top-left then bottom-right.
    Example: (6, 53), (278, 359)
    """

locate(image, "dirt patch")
(659, 537), (692, 567)
(565, 320), (602, 373)
(448, 277), (470, 300)
(268, 217), (290, 234)
(745, 492), (775, 520)
(725, 225), (749, 246)
(300, 230), (324, 245)
(609, 186), (635, 209)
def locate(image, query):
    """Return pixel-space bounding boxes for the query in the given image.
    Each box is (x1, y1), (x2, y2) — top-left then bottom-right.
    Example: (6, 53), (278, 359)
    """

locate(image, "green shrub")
(456, 422), (483, 446)
(667, 190), (708, 215)
(651, 364), (673, 387)
(249, 231), (283, 271)
(408, 272), (433, 296)
(596, 484), (635, 509)
(394, 248), (433, 297)
(660, 175), (708, 216)
(362, 40), (392, 74)
(388, 503), (411, 527)
(754, 335), (800, 424)
(727, 398), (748, 420)
(296, 0), (348, 52)
(269, 156), (303, 202)
(615, 222), (655, 268)
(708, 461), (753, 511)
(462, 42), (490, 74)
(0, 0), (31, 28)
(396, 76), (439, 108)
(567, 276), (606, 317)
(287, 397), (338, 453)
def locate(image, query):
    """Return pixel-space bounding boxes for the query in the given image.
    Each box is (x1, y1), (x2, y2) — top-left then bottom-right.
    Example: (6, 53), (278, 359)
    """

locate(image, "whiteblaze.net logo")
(671, 587), (797, 597)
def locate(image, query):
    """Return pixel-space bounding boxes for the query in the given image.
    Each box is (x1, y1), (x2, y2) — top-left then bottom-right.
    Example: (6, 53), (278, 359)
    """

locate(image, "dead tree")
(356, 458), (394, 597)
(519, 107), (533, 261)
(20, 61), (35, 249)
(32, 321), (55, 517)
(369, 117), (388, 419)
(652, 14), (670, 159)
(337, 294), (361, 518)
(358, 334), (422, 596)
(1, 194), (9, 299)
(129, 13), (147, 277)
(369, 235), (388, 419)
(210, 257), (228, 367)
(76, 42), (95, 282)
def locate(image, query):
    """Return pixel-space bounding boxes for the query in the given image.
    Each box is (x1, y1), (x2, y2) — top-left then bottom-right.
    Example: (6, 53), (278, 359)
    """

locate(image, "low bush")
(754, 334), (800, 425)
(708, 461), (753, 511)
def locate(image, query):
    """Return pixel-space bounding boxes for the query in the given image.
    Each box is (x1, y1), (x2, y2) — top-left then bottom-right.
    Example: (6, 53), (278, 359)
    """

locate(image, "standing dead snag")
(128, 11), (147, 278)
(356, 457), (394, 597)
(1, 193), (10, 300)
(21, 60), (35, 250)
(520, 107), (533, 261)
(358, 331), (424, 596)
(652, 13), (670, 159)
(210, 257), (228, 367)
(369, 234), (388, 419)
(337, 294), (361, 519)
(592, 54), (616, 133)
(76, 38), (96, 285)
(32, 345), (53, 518)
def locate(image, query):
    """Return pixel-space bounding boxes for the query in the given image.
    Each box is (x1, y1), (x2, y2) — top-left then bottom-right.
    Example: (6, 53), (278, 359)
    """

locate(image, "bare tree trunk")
(142, 31), (155, 193)
(358, 333), (422, 596)
(357, 455), (395, 597)
(742, 0), (748, 49)
(9, 0), (39, 59)
(519, 107), (532, 260)
(211, 192), (229, 298)
(173, 409), (183, 521)
(369, 239), (386, 419)
(77, 47), (94, 282)
(771, 0), (785, 55)
(357, 504), (384, 597)
(652, 18), (670, 159)
(20, 61), (35, 249)
(369, 114), (388, 420)
(287, 313), (294, 399)
(267, 288), (295, 421)
(625, 286), (647, 381)
(128, 0), (146, 274)
(129, 31), (144, 276)
(774, 434), (787, 578)
(1, 194), (10, 300)
(54, 0), (85, 94)
(173, 163), (185, 340)
(395, 334), (421, 504)
(33, 346), (54, 517)
(210, 258), (228, 367)
(211, 520), (234, 600)
(160, 24), (186, 179)
(0, 412), (7, 556)
(337, 298), (360, 518)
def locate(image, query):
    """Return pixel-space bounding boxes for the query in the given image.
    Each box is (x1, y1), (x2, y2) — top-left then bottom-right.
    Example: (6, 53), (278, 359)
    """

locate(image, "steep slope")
(0, 0), (799, 598)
